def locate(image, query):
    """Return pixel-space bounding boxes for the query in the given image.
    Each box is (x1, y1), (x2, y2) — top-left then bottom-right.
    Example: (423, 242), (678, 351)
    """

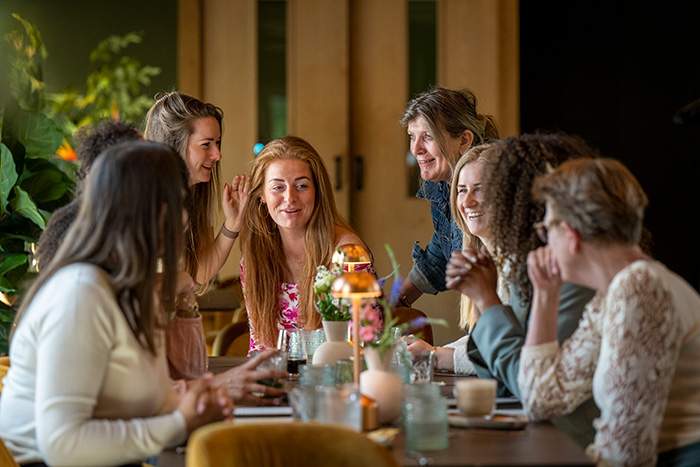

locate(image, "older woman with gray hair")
(520, 158), (700, 467)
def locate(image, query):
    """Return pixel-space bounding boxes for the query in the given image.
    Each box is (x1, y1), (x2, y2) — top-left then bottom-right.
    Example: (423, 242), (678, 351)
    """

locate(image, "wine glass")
(277, 329), (308, 377)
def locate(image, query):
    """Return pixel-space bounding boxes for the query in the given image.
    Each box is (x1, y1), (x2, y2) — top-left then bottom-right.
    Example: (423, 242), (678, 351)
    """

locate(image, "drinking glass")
(277, 329), (308, 377)
(403, 383), (449, 452)
(300, 328), (326, 362)
(250, 350), (287, 397)
(410, 350), (436, 384)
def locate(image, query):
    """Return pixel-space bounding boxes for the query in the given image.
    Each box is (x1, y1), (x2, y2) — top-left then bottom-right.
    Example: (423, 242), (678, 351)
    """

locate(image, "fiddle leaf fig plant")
(0, 14), (76, 355)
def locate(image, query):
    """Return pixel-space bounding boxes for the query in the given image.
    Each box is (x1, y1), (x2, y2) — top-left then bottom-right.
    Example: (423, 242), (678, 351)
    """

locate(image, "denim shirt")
(408, 180), (463, 294)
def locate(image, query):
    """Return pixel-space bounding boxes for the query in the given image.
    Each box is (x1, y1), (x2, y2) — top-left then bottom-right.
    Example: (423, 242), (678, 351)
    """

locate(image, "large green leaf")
(9, 109), (63, 158)
(0, 144), (18, 213)
(9, 187), (45, 229)
(0, 276), (15, 294)
(21, 169), (69, 204)
(0, 254), (26, 276)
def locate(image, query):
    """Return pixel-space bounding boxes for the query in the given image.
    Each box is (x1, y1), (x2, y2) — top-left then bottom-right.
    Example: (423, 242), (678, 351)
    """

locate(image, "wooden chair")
(0, 356), (10, 393)
(0, 437), (18, 467)
(186, 422), (399, 467)
(392, 306), (433, 345)
(211, 321), (249, 357)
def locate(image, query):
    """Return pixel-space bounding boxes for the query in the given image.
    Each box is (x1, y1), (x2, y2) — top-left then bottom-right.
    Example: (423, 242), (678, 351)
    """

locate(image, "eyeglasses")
(533, 218), (562, 244)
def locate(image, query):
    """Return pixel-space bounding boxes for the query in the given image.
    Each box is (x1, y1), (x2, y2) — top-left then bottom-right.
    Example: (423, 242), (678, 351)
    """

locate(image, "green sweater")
(467, 281), (599, 448)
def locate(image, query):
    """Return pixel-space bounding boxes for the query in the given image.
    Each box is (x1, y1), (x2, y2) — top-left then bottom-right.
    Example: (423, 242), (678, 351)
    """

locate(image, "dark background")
(520, 0), (700, 290)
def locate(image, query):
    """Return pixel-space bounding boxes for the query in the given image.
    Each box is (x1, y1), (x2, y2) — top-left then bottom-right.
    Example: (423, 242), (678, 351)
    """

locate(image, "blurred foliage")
(49, 31), (161, 134)
(1, 14), (76, 355)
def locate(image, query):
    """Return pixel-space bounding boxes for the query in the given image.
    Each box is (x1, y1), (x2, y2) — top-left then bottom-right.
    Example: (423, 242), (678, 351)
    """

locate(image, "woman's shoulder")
(333, 225), (365, 249)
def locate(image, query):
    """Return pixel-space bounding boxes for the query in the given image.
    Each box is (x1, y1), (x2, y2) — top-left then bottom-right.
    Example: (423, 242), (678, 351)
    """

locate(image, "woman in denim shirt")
(397, 87), (499, 306)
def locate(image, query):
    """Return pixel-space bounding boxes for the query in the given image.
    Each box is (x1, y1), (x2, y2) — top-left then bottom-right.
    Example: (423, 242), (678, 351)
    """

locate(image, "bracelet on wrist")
(220, 224), (239, 240)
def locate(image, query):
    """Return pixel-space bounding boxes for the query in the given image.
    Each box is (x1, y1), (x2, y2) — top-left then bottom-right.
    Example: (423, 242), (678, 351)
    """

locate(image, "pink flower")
(360, 325), (377, 342)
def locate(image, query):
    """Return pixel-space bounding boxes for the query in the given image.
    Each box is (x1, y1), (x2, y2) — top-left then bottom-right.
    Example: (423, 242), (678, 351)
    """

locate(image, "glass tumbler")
(403, 383), (449, 452)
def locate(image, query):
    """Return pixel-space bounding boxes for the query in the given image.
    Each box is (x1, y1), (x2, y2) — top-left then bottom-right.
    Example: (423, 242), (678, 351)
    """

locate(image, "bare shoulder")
(334, 225), (364, 249)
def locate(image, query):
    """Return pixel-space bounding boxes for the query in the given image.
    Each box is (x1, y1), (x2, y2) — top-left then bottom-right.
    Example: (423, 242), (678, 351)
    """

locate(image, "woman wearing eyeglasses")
(519, 158), (700, 467)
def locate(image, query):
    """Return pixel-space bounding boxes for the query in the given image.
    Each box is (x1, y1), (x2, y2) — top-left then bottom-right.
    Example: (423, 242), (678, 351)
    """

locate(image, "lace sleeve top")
(519, 260), (700, 466)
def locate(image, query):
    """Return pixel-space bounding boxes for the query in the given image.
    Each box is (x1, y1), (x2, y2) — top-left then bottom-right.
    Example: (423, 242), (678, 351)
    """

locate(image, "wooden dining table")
(158, 357), (593, 467)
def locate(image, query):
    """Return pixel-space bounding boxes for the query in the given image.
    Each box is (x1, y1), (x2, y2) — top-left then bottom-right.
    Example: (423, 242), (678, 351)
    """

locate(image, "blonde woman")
(241, 136), (367, 351)
(520, 158), (700, 466)
(405, 144), (505, 374)
(145, 91), (248, 286)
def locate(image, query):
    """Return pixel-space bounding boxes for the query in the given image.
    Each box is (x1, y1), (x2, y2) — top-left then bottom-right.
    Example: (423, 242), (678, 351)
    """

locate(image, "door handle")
(334, 155), (342, 190)
(353, 155), (364, 191)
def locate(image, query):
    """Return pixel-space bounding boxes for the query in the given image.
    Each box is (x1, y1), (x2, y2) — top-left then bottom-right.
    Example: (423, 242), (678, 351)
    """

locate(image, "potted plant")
(311, 264), (352, 365)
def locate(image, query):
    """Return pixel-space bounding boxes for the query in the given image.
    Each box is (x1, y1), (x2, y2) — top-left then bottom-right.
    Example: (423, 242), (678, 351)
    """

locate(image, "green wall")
(1, 0), (177, 97)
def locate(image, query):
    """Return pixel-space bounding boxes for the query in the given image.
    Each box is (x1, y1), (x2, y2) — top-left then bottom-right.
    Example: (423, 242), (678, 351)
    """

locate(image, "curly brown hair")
(483, 133), (597, 305)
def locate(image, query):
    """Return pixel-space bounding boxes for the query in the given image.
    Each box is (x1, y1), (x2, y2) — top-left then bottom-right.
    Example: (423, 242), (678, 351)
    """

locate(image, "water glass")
(334, 359), (354, 385)
(300, 328), (326, 361)
(299, 364), (335, 387)
(314, 385), (361, 431)
(403, 383), (449, 452)
(410, 350), (436, 384)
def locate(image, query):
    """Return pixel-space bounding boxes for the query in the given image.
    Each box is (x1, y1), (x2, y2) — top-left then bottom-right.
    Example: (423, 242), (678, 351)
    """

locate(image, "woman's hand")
(222, 175), (250, 233)
(404, 336), (455, 371)
(178, 374), (233, 432)
(527, 246), (562, 298)
(214, 349), (287, 405)
(445, 249), (500, 311)
(404, 335), (434, 356)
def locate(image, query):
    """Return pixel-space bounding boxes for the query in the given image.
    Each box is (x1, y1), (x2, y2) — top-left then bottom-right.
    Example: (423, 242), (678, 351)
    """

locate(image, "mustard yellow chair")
(0, 438), (19, 467)
(186, 422), (399, 467)
(211, 321), (249, 357)
(0, 356), (10, 393)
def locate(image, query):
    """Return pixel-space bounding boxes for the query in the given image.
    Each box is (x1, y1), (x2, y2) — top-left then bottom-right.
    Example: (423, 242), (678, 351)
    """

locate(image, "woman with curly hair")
(449, 133), (600, 447)
(36, 120), (141, 270)
(396, 87), (499, 307)
(520, 158), (700, 466)
(240, 136), (367, 351)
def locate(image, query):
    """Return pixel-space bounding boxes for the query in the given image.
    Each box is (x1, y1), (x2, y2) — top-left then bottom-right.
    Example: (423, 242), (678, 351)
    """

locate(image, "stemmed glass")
(277, 329), (308, 377)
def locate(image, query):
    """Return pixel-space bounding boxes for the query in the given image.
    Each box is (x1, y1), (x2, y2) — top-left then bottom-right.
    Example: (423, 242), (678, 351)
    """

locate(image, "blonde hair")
(144, 91), (224, 280)
(533, 158), (648, 245)
(401, 87), (499, 170)
(449, 144), (499, 330)
(241, 136), (352, 348)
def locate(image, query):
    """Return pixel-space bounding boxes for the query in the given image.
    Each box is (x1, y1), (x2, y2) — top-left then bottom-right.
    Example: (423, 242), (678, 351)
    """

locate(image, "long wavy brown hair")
(144, 91), (223, 282)
(241, 136), (352, 348)
(483, 134), (597, 306)
(13, 142), (189, 355)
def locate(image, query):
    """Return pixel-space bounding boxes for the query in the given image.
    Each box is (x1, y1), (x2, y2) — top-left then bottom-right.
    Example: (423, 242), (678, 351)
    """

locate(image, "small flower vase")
(312, 320), (352, 365)
(360, 345), (403, 424)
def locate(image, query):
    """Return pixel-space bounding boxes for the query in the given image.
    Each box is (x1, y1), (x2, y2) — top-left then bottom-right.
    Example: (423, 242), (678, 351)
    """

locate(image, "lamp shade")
(331, 271), (382, 299)
(333, 243), (372, 268)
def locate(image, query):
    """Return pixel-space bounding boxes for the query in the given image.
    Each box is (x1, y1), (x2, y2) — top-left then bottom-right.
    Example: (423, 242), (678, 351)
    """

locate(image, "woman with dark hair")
(36, 120), (141, 270)
(397, 87), (499, 308)
(448, 133), (600, 446)
(520, 158), (700, 466)
(0, 142), (231, 466)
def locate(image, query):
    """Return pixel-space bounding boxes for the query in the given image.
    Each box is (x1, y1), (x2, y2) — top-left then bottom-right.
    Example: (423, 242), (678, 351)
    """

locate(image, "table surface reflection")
(158, 357), (593, 467)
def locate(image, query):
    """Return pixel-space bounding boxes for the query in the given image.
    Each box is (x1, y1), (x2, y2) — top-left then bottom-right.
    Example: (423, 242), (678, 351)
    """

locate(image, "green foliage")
(49, 31), (161, 133)
(5, 13), (47, 112)
(0, 14), (76, 355)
